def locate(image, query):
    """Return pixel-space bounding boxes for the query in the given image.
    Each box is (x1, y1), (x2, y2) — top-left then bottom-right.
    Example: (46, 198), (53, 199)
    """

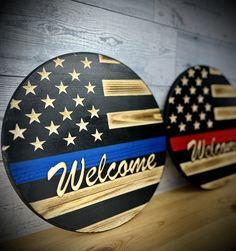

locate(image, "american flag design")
(165, 65), (236, 189)
(1, 53), (166, 232)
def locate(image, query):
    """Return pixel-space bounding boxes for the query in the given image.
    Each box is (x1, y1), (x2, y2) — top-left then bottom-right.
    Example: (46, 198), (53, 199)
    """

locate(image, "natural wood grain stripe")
(78, 204), (146, 232)
(30, 166), (164, 219)
(209, 67), (222, 75)
(214, 107), (236, 120)
(99, 55), (120, 64)
(180, 151), (236, 176)
(211, 84), (236, 98)
(102, 80), (151, 96)
(107, 108), (162, 129)
(200, 174), (236, 190)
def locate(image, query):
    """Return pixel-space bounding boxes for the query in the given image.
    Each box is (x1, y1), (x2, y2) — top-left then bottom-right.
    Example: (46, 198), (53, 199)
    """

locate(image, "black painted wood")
(165, 65), (236, 189)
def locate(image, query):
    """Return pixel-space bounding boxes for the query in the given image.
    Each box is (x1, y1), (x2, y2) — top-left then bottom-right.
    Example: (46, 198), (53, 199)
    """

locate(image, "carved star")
(69, 69), (80, 81)
(81, 57), (92, 69)
(201, 68), (208, 78)
(23, 81), (37, 95)
(85, 82), (96, 93)
(203, 87), (209, 95)
(175, 86), (182, 95)
(181, 76), (189, 86)
(199, 112), (206, 121)
(183, 95), (190, 104)
(59, 107), (73, 121)
(26, 109), (41, 124)
(63, 133), (76, 146)
(30, 137), (45, 151)
(88, 105), (100, 118)
(41, 95), (55, 108)
(9, 124), (26, 140)
(195, 77), (202, 86)
(185, 113), (192, 122)
(169, 97), (175, 104)
(194, 121), (200, 130)
(190, 86), (196, 95)
(205, 103), (211, 112)
(76, 118), (89, 132)
(53, 57), (65, 68)
(56, 81), (68, 94)
(177, 104), (184, 113)
(188, 68), (195, 78)
(178, 122), (186, 132)
(45, 121), (60, 135)
(169, 114), (177, 123)
(73, 94), (85, 107)
(10, 99), (22, 110)
(37, 67), (51, 81)
(207, 119), (213, 128)
(191, 103), (198, 112)
(197, 95), (204, 103)
(92, 129), (103, 142)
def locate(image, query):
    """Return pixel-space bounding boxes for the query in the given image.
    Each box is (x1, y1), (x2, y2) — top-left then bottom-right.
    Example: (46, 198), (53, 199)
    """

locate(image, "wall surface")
(0, 0), (235, 241)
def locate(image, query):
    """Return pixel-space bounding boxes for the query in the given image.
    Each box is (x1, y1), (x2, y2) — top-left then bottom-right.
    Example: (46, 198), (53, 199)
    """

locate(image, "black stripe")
(47, 184), (157, 231)
(212, 97), (236, 107)
(17, 152), (165, 202)
(189, 163), (236, 187)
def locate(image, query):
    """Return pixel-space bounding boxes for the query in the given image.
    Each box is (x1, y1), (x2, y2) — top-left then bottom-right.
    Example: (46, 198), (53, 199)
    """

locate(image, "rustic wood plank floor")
(1, 175), (235, 251)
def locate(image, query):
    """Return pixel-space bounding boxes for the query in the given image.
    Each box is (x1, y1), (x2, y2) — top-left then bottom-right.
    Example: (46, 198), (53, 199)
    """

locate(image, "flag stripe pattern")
(2, 52), (166, 232)
(107, 108), (162, 129)
(165, 65), (236, 189)
(103, 80), (152, 96)
(211, 84), (236, 98)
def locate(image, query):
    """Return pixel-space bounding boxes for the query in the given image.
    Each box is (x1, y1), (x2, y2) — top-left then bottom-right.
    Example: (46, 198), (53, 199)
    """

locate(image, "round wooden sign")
(165, 65), (236, 190)
(1, 52), (166, 232)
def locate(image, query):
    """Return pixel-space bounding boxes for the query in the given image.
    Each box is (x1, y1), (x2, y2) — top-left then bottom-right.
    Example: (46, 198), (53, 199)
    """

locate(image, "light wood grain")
(180, 151), (236, 176)
(102, 80), (151, 96)
(209, 67), (222, 76)
(107, 108), (162, 129)
(200, 174), (235, 190)
(99, 55), (120, 64)
(211, 84), (236, 98)
(1, 176), (236, 250)
(214, 107), (236, 120)
(31, 166), (164, 219)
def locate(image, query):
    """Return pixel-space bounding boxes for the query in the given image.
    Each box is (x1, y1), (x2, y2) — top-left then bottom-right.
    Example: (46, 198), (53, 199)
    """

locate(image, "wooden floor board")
(1, 175), (235, 251)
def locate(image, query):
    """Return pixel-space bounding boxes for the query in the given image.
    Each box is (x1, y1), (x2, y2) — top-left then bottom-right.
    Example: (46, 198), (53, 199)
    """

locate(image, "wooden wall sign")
(1, 52), (166, 232)
(165, 65), (236, 190)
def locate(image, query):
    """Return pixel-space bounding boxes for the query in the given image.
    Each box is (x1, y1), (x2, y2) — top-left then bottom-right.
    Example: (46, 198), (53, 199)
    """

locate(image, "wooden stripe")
(200, 174), (236, 190)
(102, 80), (151, 96)
(30, 166), (164, 219)
(214, 107), (236, 120)
(211, 84), (236, 98)
(107, 108), (162, 129)
(99, 55), (120, 64)
(209, 67), (222, 75)
(180, 151), (236, 176)
(78, 204), (146, 232)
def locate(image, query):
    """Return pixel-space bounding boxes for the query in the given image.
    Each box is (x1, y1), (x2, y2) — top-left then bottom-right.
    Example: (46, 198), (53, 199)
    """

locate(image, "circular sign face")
(1, 52), (166, 232)
(165, 65), (236, 190)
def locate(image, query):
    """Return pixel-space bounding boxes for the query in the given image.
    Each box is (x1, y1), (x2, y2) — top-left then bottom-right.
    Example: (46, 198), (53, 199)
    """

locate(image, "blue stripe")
(9, 136), (166, 185)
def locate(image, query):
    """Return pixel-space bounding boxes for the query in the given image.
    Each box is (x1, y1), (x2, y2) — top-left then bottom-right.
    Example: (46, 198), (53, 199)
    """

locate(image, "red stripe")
(170, 128), (236, 151)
